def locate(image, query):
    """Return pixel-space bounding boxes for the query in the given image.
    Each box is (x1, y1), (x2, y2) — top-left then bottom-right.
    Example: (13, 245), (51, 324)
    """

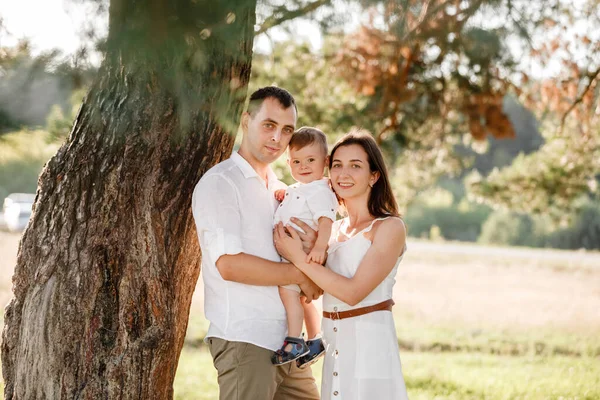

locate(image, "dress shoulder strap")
(362, 216), (392, 234)
(365, 216), (408, 258)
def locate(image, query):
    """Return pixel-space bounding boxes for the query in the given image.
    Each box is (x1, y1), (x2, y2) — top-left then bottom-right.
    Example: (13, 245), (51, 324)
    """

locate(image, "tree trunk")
(1, 0), (257, 398)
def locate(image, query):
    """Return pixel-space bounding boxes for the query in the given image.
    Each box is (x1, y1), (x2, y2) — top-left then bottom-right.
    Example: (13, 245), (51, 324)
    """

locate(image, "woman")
(274, 129), (409, 400)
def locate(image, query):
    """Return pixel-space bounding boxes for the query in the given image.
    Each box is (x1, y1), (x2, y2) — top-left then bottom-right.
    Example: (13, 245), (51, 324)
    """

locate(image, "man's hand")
(298, 273), (323, 303)
(288, 217), (317, 254)
(274, 189), (286, 202)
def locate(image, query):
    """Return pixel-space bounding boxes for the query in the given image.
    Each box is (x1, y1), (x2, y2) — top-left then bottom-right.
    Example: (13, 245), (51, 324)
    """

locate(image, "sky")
(1, 0), (95, 55)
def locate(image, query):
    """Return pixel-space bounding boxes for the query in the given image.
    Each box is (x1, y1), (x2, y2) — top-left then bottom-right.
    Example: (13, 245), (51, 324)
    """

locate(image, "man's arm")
(192, 175), (321, 300)
(216, 254), (322, 300)
(216, 254), (299, 285)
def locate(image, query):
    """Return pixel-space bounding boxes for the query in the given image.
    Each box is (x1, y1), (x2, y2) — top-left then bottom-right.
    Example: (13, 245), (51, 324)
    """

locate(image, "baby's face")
(288, 142), (328, 184)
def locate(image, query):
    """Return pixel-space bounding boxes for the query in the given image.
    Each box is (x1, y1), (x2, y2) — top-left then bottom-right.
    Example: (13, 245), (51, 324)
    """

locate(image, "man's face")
(241, 97), (297, 165)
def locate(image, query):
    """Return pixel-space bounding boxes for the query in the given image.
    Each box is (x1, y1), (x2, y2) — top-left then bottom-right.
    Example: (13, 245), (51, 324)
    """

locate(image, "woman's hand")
(274, 222), (307, 266)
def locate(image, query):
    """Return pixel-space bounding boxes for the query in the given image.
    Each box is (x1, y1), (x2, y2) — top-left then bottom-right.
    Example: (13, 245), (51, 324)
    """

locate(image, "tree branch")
(256, 0), (331, 35)
(401, 0), (453, 42)
(560, 66), (600, 132)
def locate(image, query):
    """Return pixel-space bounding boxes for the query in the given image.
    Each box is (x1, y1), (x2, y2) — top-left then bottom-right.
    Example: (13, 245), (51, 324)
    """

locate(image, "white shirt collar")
(291, 178), (330, 189)
(230, 151), (279, 186)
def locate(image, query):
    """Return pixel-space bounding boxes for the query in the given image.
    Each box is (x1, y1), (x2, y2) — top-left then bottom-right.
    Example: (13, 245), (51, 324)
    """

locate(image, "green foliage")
(0, 108), (19, 134)
(462, 27), (502, 68)
(250, 39), (369, 138)
(467, 126), (600, 219)
(404, 200), (492, 242)
(45, 89), (86, 143)
(478, 202), (600, 250)
(478, 210), (546, 247)
(545, 203), (600, 250)
(0, 130), (59, 202)
(0, 42), (89, 134)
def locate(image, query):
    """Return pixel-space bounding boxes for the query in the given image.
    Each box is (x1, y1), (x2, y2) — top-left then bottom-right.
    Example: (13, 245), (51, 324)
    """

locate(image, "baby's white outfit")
(274, 179), (338, 292)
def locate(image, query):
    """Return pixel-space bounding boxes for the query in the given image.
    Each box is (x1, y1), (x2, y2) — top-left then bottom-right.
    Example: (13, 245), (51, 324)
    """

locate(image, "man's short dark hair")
(247, 86), (297, 116)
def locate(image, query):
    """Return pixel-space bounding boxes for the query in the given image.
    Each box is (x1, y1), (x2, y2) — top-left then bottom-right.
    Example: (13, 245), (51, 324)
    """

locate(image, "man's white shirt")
(192, 151), (288, 351)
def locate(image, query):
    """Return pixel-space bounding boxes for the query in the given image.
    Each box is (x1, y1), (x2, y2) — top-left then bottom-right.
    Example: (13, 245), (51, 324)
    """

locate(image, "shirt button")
(333, 372), (338, 376)
(335, 350), (339, 355)
(334, 391), (339, 396)
(297, 196), (300, 199)
(333, 327), (338, 332)
(333, 306), (338, 311)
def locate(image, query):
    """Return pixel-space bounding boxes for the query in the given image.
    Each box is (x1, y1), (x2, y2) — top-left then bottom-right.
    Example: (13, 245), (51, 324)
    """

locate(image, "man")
(192, 86), (322, 400)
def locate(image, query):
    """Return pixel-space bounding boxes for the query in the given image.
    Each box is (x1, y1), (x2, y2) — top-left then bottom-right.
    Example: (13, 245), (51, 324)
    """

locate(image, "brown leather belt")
(323, 299), (395, 320)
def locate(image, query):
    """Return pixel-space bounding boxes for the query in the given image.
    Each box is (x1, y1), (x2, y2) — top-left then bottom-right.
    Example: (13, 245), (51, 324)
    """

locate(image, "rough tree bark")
(1, 0), (257, 398)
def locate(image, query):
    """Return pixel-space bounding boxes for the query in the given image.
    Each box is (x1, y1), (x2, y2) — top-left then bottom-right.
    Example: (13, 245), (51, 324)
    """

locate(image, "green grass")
(404, 353), (600, 400)
(394, 314), (600, 358)
(175, 315), (600, 399)
(174, 347), (600, 400)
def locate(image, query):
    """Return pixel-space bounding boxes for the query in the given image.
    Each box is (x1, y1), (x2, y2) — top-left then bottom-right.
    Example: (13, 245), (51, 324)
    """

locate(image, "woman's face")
(329, 144), (378, 200)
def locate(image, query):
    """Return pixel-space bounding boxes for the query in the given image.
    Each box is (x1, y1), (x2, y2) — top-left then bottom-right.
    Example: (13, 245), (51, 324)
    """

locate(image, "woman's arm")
(274, 218), (406, 306)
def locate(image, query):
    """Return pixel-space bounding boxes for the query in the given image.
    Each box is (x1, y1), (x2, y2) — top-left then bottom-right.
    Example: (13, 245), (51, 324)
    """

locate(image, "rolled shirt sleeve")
(192, 174), (244, 264)
(307, 185), (339, 225)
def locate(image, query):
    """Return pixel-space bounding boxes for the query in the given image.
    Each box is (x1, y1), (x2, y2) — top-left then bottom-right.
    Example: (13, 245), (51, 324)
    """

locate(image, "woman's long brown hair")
(329, 129), (400, 218)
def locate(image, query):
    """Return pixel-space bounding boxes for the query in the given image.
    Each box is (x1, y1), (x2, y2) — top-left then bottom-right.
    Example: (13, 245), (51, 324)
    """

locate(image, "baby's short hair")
(289, 127), (328, 156)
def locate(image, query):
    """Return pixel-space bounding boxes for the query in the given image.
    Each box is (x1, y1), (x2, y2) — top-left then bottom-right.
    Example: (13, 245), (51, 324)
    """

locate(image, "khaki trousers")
(208, 337), (320, 400)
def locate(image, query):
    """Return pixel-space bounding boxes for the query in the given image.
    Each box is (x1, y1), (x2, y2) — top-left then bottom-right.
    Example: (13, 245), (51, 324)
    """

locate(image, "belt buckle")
(331, 310), (340, 320)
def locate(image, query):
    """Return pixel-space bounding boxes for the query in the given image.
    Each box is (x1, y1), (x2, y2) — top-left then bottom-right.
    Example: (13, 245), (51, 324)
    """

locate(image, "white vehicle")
(2, 193), (35, 232)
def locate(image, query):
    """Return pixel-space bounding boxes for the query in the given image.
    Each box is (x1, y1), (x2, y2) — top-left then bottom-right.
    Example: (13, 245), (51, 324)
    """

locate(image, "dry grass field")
(1, 231), (599, 398)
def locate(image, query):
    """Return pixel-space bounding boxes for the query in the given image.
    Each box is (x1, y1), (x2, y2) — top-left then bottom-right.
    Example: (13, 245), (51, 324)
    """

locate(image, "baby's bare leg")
(302, 299), (321, 339)
(279, 286), (304, 338)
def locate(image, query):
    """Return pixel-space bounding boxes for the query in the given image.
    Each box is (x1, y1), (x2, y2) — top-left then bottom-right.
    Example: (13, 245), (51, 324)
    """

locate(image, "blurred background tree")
(1, 0), (599, 251)
(249, 0), (599, 249)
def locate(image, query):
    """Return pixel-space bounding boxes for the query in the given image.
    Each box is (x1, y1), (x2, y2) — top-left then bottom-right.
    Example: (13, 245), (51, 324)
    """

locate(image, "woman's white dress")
(321, 217), (409, 400)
